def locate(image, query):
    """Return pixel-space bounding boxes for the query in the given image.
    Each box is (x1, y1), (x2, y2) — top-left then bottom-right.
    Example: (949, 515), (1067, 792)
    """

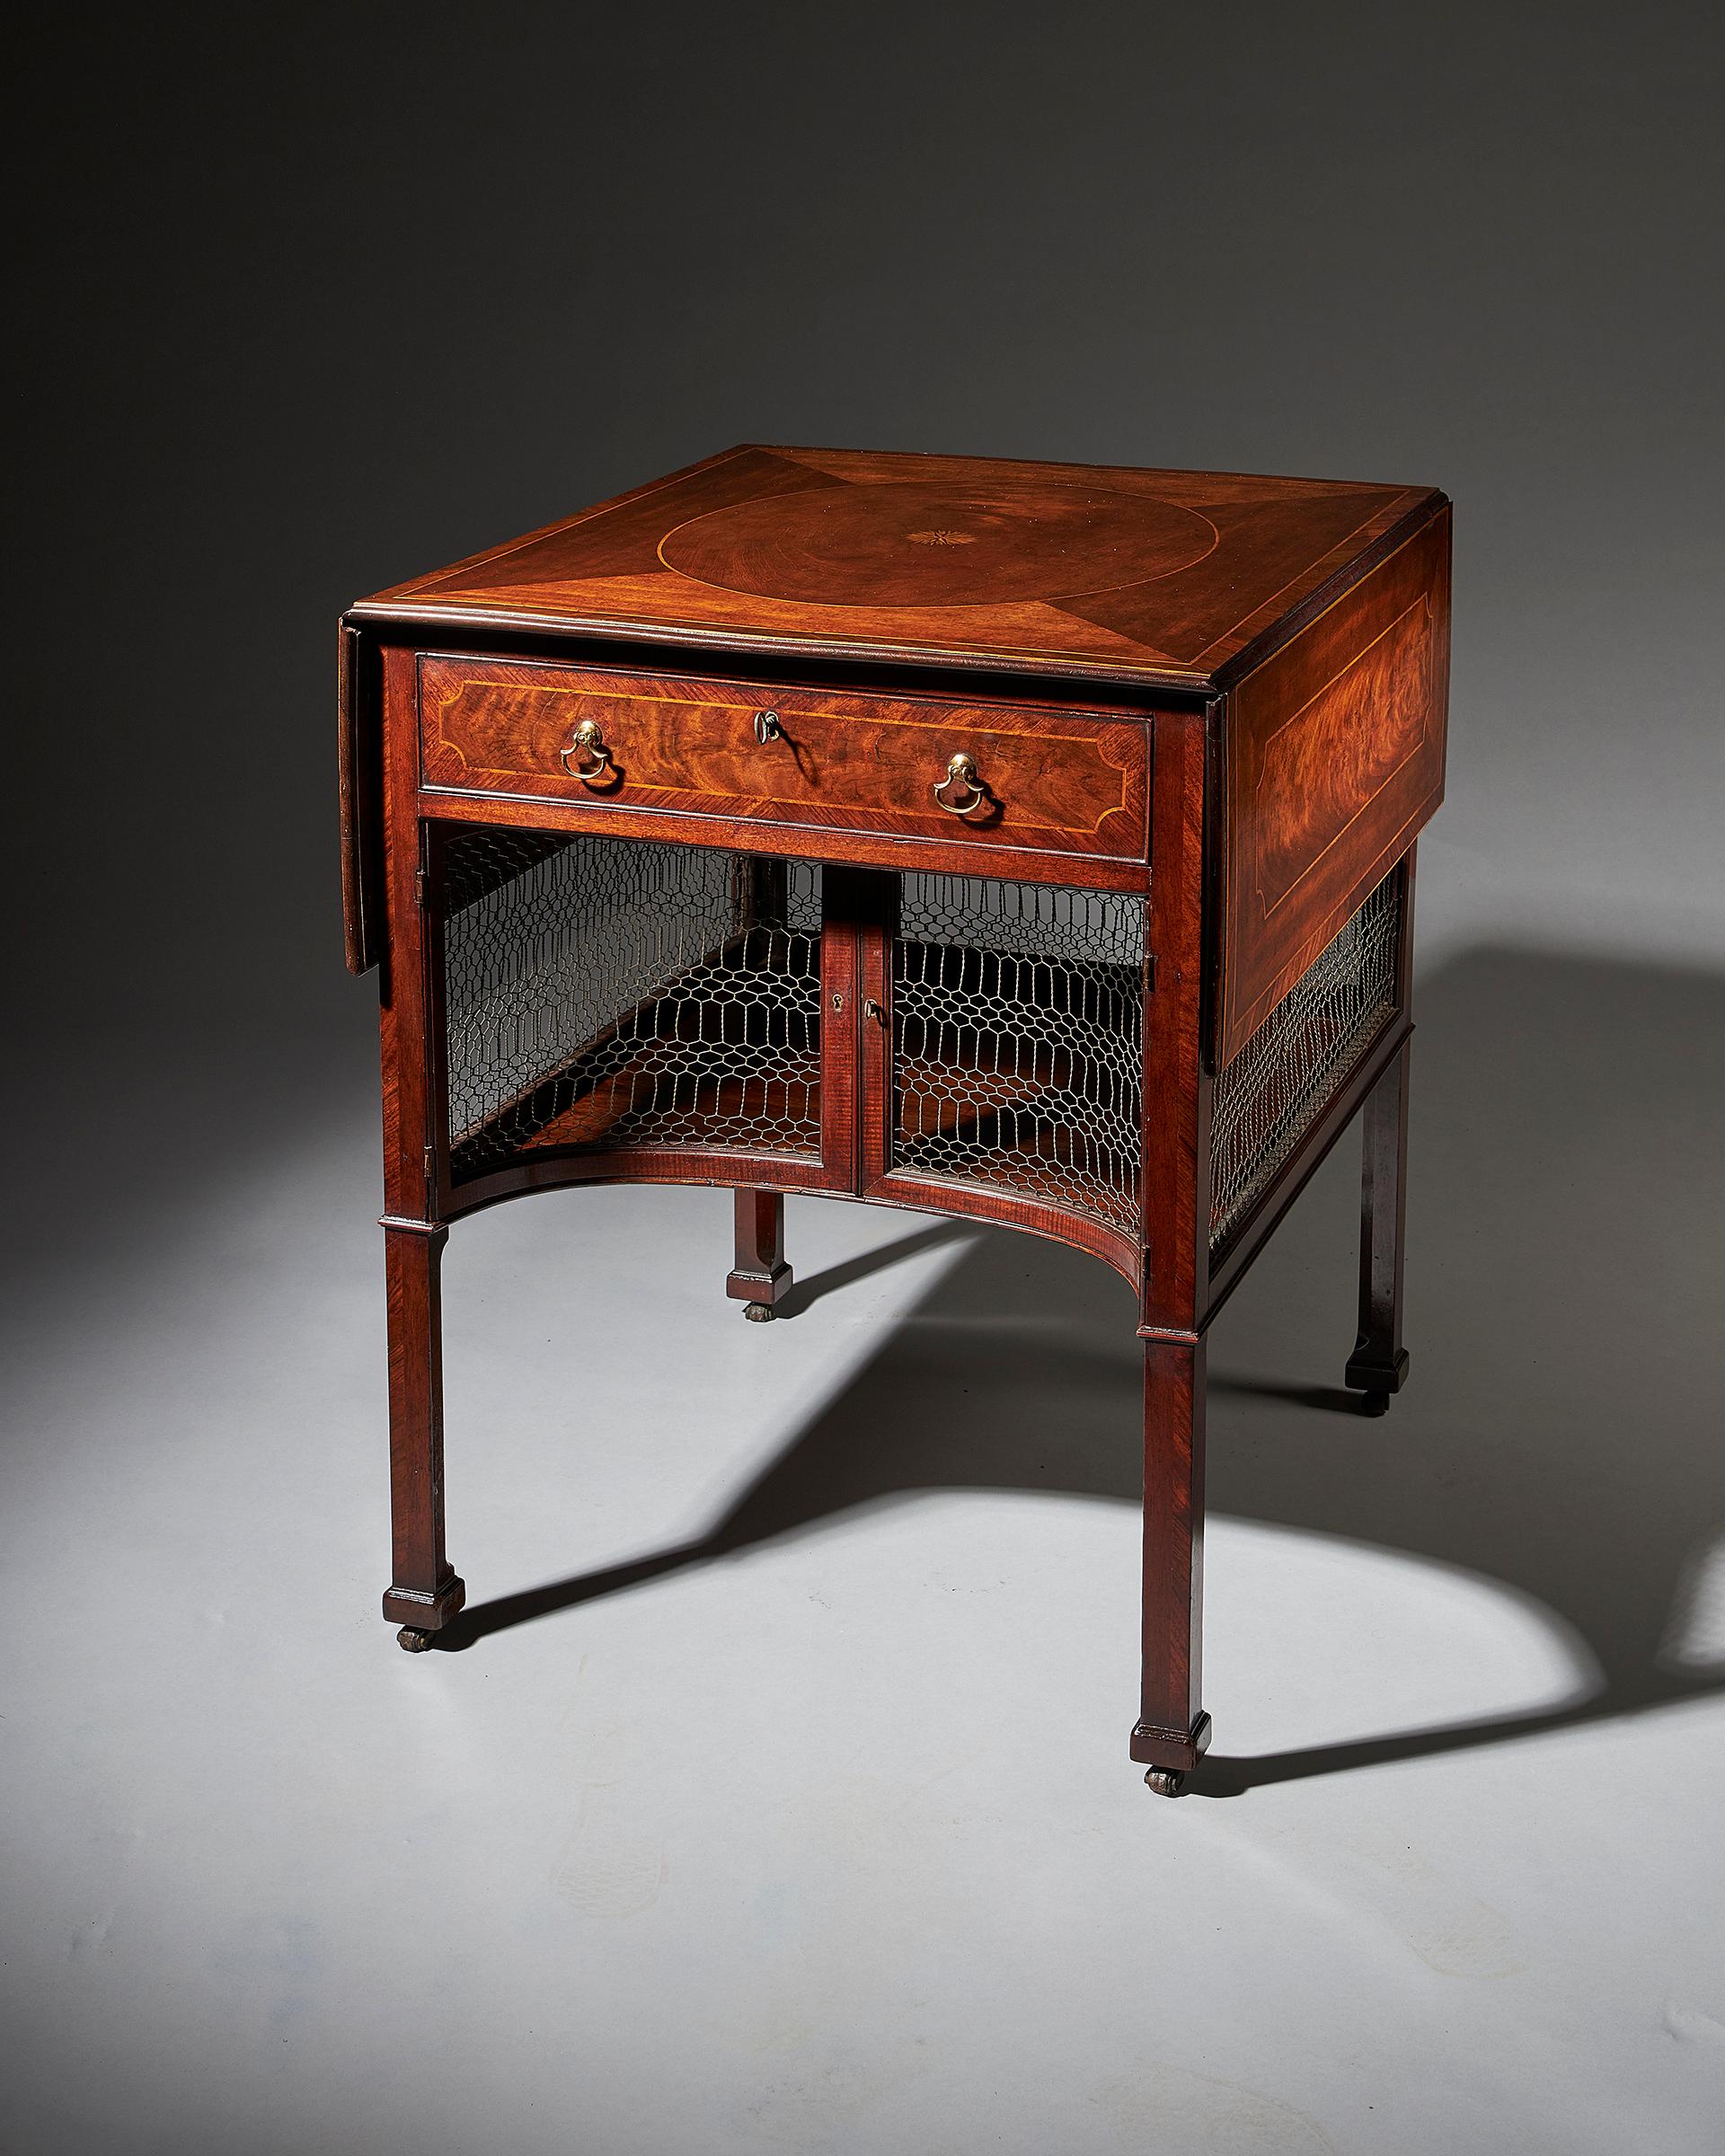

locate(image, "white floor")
(4, 921), (1722, 2154)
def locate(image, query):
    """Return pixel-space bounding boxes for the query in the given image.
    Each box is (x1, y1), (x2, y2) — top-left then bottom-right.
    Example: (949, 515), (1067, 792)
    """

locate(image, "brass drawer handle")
(559, 719), (614, 785)
(933, 751), (988, 818)
(754, 709), (783, 744)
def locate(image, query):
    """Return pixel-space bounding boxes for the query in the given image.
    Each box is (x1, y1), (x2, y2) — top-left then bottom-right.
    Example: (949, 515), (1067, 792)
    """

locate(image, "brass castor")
(1145, 1768), (1186, 1797)
(397, 1626), (436, 1652)
(743, 1301), (775, 1322)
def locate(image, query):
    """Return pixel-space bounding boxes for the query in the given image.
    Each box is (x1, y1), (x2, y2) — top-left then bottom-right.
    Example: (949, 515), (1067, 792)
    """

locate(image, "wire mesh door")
(874, 872), (1147, 1257)
(435, 825), (838, 1193)
(1208, 868), (1402, 1250)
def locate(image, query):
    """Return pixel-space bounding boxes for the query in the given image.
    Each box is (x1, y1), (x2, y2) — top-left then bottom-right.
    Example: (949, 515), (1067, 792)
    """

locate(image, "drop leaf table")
(340, 446), (1450, 1791)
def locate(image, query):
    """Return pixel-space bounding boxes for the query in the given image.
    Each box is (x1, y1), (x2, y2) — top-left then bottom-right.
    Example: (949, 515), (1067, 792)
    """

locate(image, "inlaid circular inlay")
(659, 480), (1216, 608)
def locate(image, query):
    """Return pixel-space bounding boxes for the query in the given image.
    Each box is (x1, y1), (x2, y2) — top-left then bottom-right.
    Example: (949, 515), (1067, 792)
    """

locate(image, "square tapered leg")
(381, 1219), (464, 1643)
(1131, 1334), (1211, 1789)
(727, 1188), (792, 1321)
(1346, 1040), (1412, 1409)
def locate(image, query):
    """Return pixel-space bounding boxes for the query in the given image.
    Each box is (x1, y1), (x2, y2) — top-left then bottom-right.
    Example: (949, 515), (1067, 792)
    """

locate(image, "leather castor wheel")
(1145, 1768), (1186, 1797)
(397, 1626), (436, 1652)
(1359, 1390), (1391, 1418)
(743, 1301), (775, 1322)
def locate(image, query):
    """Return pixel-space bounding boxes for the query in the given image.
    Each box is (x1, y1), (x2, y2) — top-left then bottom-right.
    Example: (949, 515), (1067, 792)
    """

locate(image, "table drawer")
(419, 658), (1147, 862)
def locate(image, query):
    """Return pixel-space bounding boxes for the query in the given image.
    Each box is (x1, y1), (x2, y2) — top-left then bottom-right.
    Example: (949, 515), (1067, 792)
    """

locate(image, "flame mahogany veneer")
(340, 444), (1450, 1784)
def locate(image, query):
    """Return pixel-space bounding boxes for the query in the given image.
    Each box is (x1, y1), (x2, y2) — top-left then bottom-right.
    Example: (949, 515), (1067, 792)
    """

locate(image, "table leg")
(1345, 1038), (1412, 1412)
(727, 1188), (792, 1321)
(1131, 1333), (1212, 1792)
(380, 1219), (465, 1647)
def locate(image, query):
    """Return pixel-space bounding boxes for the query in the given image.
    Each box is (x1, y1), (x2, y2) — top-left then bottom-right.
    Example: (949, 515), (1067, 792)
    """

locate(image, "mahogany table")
(340, 446), (1450, 1791)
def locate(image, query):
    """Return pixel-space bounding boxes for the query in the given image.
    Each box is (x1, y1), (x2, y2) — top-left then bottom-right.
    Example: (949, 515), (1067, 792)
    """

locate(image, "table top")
(352, 446), (1444, 693)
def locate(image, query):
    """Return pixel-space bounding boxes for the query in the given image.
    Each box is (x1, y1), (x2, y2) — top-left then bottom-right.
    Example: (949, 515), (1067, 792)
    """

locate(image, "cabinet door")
(431, 822), (855, 1208)
(856, 869), (1149, 1286)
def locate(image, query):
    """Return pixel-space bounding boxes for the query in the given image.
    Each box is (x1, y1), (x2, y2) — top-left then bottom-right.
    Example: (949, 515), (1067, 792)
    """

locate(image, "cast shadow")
(771, 1222), (975, 1320)
(437, 946), (1725, 1795)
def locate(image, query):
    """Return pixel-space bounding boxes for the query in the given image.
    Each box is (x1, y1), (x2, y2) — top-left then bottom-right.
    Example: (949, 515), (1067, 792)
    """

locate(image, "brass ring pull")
(754, 709), (783, 744)
(560, 719), (614, 785)
(933, 751), (988, 818)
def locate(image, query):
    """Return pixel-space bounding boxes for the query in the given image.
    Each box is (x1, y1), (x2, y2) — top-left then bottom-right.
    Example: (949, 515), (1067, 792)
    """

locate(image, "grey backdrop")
(6, 6), (1722, 2153)
(13, 0), (1721, 1348)
(12, 4), (1721, 1029)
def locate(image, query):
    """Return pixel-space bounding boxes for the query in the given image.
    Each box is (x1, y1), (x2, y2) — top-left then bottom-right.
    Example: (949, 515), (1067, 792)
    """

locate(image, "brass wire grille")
(1208, 873), (1401, 1248)
(440, 829), (823, 1180)
(891, 875), (1146, 1238)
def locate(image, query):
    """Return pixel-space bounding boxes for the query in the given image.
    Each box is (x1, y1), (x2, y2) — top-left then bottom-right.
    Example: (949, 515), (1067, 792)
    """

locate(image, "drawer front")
(419, 658), (1147, 862)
